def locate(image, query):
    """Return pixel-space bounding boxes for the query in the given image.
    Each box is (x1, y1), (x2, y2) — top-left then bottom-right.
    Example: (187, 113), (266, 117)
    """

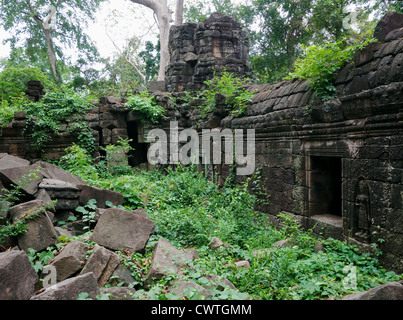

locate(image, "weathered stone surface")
(39, 179), (80, 210)
(374, 12), (403, 42)
(204, 274), (237, 291)
(110, 264), (136, 286)
(30, 272), (100, 300)
(51, 256), (82, 283)
(166, 13), (251, 92)
(9, 200), (58, 252)
(342, 281), (403, 300)
(273, 239), (294, 247)
(90, 208), (155, 251)
(34, 161), (86, 186)
(147, 81), (166, 92)
(78, 185), (124, 208)
(0, 164), (43, 196)
(131, 207), (149, 219)
(0, 154), (30, 171)
(145, 238), (195, 286)
(100, 287), (136, 300)
(385, 27), (403, 42)
(80, 245), (121, 287)
(54, 227), (73, 238)
(50, 241), (88, 281)
(208, 236), (224, 250)
(34, 188), (55, 210)
(0, 250), (38, 300)
(235, 260), (251, 269)
(169, 279), (212, 299)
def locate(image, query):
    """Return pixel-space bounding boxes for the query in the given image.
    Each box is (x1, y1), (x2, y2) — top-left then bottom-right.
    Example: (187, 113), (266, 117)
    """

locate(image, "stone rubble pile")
(0, 154), (246, 300)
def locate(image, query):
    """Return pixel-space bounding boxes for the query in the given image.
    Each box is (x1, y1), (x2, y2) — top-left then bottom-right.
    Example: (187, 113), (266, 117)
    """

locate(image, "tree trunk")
(156, 6), (171, 81)
(129, 0), (184, 81)
(27, 2), (60, 83)
(44, 28), (60, 84)
(175, 0), (184, 25)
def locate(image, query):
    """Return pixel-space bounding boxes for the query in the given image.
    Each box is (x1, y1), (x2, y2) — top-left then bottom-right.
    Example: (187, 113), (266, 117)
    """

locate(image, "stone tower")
(165, 13), (252, 92)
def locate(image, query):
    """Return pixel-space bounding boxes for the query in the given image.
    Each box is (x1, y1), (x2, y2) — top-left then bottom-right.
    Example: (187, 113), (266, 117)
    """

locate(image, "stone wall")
(153, 13), (403, 273)
(0, 96), (151, 169)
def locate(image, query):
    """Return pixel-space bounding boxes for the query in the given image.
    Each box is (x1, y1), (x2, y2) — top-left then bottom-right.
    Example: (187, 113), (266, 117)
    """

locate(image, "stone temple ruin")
(165, 13), (252, 92)
(0, 12), (402, 273)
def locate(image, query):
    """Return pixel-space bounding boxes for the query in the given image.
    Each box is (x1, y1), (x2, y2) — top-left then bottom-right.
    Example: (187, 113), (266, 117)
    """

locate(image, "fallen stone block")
(131, 207), (149, 219)
(144, 238), (196, 287)
(0, 250), (38, 300)
(30, 272), (100, 300)
(9, 200), (58, 252)
(0, 154), (30, 171)
(54, 227), (73, 238)
(80, 245), (121, 287)
(342, 281), (403, 300)
(235, 260), (251, 269)
(208, 236), (232, 251)
(90, 208), (155, 252)
(38, 179), (80, 211)
(78, 185), (124, 208)
(0, 164), (43, 196)
(34, 161), (86, 186)
(204, 274), (237, 291)
(110, 264), (136, 287)
(49, 241), (88, 282)
(34, 189), (55, 211)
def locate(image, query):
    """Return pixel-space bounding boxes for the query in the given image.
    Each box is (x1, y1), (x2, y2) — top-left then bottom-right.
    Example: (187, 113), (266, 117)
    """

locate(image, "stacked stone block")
(166, 13), (252, 92)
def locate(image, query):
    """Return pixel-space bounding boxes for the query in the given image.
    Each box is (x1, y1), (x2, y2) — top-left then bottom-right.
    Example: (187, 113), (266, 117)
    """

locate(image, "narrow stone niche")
(308, 156), (342, 217)
(127, 121), (149, 167)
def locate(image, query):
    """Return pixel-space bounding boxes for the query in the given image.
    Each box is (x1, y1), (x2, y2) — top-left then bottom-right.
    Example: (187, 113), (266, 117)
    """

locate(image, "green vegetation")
(286, 36), (377, 100)
(54, 145), (402, 300)
(171, 69), (255, 119)
(0, 67), (50, 126)
(125, 90), (165, 123)
(24, 86), (96, 153)
(196, 69), (255, 118)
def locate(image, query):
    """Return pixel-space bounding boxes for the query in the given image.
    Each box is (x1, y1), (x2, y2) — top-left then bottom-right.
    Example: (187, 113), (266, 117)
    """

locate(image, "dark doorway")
(309, 156), (342, 216)
(127, 121), (149, 167)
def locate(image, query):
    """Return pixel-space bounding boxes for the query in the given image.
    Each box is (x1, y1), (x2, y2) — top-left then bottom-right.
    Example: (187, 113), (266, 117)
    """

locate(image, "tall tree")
(251, 0), (372, 83)
(129, 0), (184, 81)
(0, 0), (104, 84)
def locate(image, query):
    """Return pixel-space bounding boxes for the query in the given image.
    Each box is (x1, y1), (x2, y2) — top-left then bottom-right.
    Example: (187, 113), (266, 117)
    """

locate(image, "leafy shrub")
(0, 67), (52, 93)
(125, 90), (165, 123)
(24, 86), (96, 153)
(0, 95), (31, 127)
(98, 137), (134, 177)
(286, 36), (376, 100)
(58, 144), (99, 181)
(197, 69), (255, 118)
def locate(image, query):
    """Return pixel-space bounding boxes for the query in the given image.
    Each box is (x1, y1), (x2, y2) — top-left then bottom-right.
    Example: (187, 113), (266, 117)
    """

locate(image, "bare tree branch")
(105, 27), (146, 83)
(43, 6), (57, 30)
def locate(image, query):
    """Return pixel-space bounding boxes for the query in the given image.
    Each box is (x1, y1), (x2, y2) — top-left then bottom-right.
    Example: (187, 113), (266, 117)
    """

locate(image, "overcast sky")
(0, 0), (161, 61)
